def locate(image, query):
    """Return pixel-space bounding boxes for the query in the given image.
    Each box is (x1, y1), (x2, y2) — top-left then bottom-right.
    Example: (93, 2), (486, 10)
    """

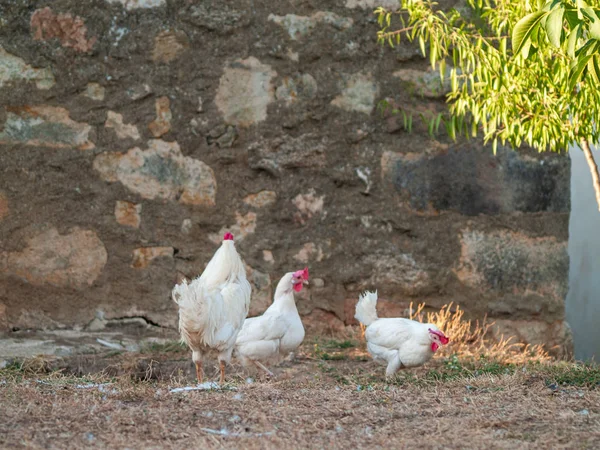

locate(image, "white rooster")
(234, 268), (309, 377)
(355, 291), (449, 378)
(172, 232), (251, 384)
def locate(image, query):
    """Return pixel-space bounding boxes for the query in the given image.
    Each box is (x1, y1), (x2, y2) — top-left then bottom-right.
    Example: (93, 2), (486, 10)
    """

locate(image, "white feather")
(356, 291), (443, 377)
(173, 239), (251, 367)
(235, 272), (305, 367)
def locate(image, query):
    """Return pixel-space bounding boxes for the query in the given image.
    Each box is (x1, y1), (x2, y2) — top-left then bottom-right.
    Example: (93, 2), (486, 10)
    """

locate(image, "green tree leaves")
(376, 0), (600, 209)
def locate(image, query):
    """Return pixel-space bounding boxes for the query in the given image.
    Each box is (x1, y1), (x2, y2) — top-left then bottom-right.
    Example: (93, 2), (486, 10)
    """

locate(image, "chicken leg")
(219, 360), (226, 385)
(195, 361), (203, 384)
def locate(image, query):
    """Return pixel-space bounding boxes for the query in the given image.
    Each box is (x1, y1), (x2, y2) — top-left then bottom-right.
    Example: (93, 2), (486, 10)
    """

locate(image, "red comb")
(223, 232), (234, 241)
(293, 267), (309, 279)
(429, 328), (450, 344)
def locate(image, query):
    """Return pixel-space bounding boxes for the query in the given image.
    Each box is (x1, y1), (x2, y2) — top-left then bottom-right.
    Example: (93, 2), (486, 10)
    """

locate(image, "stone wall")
(0, 0), (571, 353)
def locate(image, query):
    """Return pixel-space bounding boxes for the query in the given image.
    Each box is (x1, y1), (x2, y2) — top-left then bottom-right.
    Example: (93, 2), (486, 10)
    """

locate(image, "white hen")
(235, 268), (309, 377)
(355, 291), (449, 378)
(172, 232), (251, 384)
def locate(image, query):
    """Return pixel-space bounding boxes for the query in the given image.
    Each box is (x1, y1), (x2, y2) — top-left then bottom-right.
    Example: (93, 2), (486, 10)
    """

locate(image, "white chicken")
(172, 232), (251, 384)
(235, 268), (309, 377)
(355, 291), (449, 378)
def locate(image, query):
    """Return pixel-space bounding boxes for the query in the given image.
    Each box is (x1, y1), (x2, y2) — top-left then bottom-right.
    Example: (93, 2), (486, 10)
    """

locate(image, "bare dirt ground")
(1, 337), (599, 450)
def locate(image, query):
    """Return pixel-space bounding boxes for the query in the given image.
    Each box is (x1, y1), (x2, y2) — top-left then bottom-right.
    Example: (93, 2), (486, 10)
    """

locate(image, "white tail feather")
(355, 291), (379, 327)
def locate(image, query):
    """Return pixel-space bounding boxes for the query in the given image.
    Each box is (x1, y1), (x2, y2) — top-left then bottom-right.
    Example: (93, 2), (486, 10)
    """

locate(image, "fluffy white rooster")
(172, 232), (251, 384)
(235, 268), (309, 377)
(355, 291), (449, 378)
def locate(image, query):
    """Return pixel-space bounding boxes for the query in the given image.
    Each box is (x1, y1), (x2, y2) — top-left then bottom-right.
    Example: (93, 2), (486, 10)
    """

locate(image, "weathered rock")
(208, 212), (257, 244)
(126, 84), (152, 100)
(152, 30), (189, 63)
(491, 319), (573, 356)
(0, 192), (8, 221)
(293, 189), (325, 224)
(268, 12), (353, 40)
(248, 134), (327, 175)
(105, 111), (141, 140)
(114, 201), (142, 228)
(243, 190), (277, 208)
(180, 3), (250, 34)
(293, 243), (325, 263)
(455, 229), (568, 314)
(0, 45), (55, 90)
(107, 0), (166, 11)
(382, 146), (570, 215)
(246, 265), (272, 317)
(0, 106), (94, 150)
(304, 308), (346, 332)
(206, 124), (237, 148)
(331, 72), (379, 114)
(0, 227), (107, 289)
(84, 82), (105, 101)
(148, 96), (172, 138)
(362, 253), (431, 296)
(394, 67), (452, 99)
(345, 0), (400, 9)
(262, 250), (275, 264)
(131, 247), (174, 269)
(276, 73), (318, 104)
(180, 219), (192, 234)
(30, 7), (96, 53)
(94, 140), (216, 206)
(215, 57), (276, 127)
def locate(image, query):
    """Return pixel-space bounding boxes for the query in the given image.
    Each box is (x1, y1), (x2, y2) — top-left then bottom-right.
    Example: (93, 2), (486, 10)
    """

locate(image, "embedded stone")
(243, 190), (277, 208)
(84, 82), (105, 101)
(293, 189), (324, 224)
(208, 212), (257, 244)
(148, 96), (172, 138)
(131, 247), (174, 269)
(381, 145), (569, 215)
(362, 253), (430, 296)
(276, 73), (318, 104)
(215, 57), (276, 127)
(268, 12), (353, 40)
(106, 0), (166, 10)
(114, 201), (142, 228)
(105, 111), (140, 140)
(248, 134), (327, 176)
(0, 227), (107, 289)
(455, 229), (568, 311)
(331, 72), (379, 114)
(30, 7), (96, 53)
(93, 139), (216, 206)
(345, 0), (400, 9)
(0, 45), (55, 90)
(0, 106), (94, 150)
(153, 30), (189, 63)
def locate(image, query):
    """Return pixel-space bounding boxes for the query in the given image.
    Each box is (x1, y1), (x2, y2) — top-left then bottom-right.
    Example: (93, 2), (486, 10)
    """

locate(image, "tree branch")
(580, 139), (600, 211)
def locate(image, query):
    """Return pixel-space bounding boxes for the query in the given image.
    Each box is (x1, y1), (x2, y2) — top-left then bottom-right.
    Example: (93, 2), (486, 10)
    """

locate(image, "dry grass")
(1, 353), (599, 449)
(409, 302), (551, 364)
(1, 308), (597, 449)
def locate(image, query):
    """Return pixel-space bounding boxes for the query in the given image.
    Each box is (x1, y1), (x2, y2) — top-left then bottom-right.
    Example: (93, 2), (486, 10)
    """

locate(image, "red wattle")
(431, 342), (439, 352)
(293, 283), (303, 292)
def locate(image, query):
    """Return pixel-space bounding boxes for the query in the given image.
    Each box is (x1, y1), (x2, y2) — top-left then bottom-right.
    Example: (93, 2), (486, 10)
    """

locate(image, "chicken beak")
(303, 279), (309, 285)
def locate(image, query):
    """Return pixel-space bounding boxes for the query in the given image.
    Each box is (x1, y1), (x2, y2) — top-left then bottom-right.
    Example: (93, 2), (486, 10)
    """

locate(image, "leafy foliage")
(376, 0), (600, 156)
